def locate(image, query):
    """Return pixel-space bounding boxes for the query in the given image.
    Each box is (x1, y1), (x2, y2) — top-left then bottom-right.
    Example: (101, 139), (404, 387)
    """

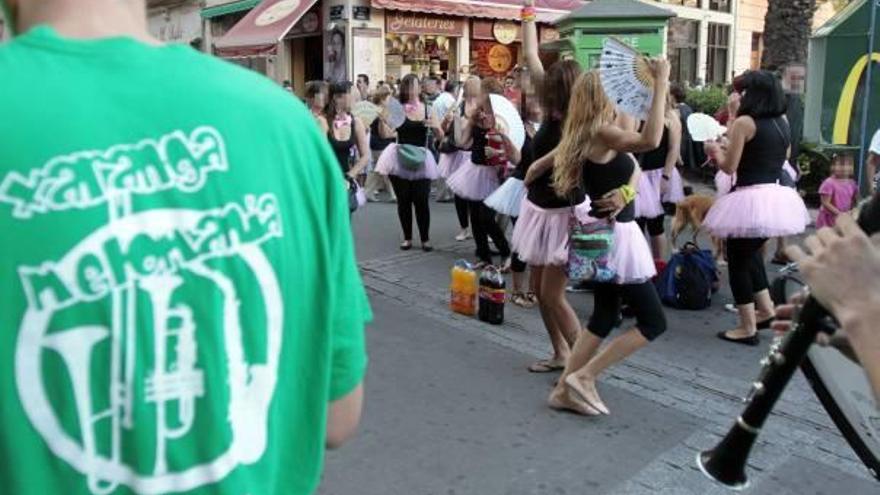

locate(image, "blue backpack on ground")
(656, 242), (719, 310)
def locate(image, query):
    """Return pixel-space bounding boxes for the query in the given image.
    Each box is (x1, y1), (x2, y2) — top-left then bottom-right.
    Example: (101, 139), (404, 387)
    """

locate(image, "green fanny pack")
(397, 144), (426, 171)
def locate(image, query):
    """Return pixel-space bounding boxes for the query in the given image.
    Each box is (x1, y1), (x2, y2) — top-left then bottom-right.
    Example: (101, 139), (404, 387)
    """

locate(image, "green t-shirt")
(0, 26), (370, 495)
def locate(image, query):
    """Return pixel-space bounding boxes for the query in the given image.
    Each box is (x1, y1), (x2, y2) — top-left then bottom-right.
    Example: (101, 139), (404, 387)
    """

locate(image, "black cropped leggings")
(468, 200), (510, 264)
(509, 216), (527, 273)
(588, 281), (667, 341)
(454, 195), (469, 230)
(390, 176), (431, 242)
(636, 215), (665, 237)
(726, 237), (769, 305)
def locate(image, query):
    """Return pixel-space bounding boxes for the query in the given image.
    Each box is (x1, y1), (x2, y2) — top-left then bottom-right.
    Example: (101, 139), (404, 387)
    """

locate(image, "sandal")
(526, 292), (538, 305)
(400, 241), (412, 251)
(511, 292), (534, 308)
(528, 359), (565, 373)
(771, 253), (790, 265)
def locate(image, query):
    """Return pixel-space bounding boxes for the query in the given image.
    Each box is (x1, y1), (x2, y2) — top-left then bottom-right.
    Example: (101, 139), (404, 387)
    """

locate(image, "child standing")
(816, 152), (859, 228)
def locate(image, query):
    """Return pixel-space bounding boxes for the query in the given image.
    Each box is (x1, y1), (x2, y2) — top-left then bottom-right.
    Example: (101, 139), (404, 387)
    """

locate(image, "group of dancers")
(304, 2), (810, 416)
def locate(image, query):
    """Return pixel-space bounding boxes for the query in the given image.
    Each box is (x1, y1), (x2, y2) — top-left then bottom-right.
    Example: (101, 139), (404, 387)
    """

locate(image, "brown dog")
(670, 194), (725, 262)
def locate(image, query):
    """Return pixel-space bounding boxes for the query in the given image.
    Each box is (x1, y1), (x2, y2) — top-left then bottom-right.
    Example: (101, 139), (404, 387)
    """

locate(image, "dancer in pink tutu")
(546, 64), (671, 417)
(634, 95), (684, 258)
(438, 77), (481, 242)
(516, 7), (587, 375)
(703, 70), (809, 346)
(375, 74), (445, 251)
(448, 78), (518, 266)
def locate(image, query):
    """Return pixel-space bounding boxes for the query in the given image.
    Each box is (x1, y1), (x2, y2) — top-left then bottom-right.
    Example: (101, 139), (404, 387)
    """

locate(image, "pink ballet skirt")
(511, 198), (592, 266)
(446, 160), (501, 201)
(374, 143), (440, 180)
(634, 168), (685, 218)
(703, 183), (810, 239)
(607, 220), (658, 284)
(484, 177), (526, 217)
(438, 151), (470, 179)
(714, 171), (736, 197)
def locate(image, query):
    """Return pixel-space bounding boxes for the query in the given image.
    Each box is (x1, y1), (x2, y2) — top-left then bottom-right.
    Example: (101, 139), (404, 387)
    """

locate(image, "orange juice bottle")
(450, 260), (477, 316)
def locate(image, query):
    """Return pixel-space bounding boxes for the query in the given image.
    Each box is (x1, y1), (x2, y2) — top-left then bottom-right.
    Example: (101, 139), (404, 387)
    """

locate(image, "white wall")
(147, 0), (203, 44)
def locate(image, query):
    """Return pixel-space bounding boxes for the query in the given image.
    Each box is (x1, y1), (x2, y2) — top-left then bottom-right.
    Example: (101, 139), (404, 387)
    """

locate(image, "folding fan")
(385, 97), (407, 129)
(599, 37), (655, 120)
(352, 101), (381, 126)
(489, 94), (525, 150)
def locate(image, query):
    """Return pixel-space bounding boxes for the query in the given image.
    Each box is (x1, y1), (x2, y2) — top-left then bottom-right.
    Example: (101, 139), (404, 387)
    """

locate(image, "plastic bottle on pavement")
(450, 260), (477, 316)
(478, 266), (506, 325)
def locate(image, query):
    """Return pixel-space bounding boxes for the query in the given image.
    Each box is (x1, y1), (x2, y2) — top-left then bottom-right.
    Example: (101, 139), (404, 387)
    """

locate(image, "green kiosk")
(552, 0), (676, 69)
(805, 0), (880, 149)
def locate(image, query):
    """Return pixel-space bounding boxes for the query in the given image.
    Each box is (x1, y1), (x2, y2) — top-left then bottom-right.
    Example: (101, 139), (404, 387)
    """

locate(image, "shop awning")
(371, 0), (582, 24)
(214, 0), (319, 56)
(201, 0), (261, 19)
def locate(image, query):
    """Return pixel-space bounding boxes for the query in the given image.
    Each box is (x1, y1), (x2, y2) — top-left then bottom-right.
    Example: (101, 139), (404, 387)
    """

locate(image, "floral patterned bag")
(566, 216), (616, 283)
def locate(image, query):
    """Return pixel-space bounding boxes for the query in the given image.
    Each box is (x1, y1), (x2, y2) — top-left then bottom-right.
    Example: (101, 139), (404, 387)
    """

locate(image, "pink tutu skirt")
(511, 198), (592, 266)
(634, 168), (684, 218)
(703, 183), (810, 239)
(438, 151), (470, 179)
(446, 160), (501, 201)
(714, 171), (736, 197)
(608, 220), (657, 284)
(375, 144), (440, 181)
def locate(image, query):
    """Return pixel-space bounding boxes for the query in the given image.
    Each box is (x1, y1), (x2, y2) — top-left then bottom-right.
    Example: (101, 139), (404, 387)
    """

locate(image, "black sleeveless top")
(470, 126), (490, 165)
(582, 152), (636, 223)
(328, 115), (355, 174)
(513, 133), (534, 181)
(736, 116), (790, 188)
(370, 119), (395, 151)
(526, 118), (585, 208)
(397, 106), (429, 146)
(638, 126), (670, 171)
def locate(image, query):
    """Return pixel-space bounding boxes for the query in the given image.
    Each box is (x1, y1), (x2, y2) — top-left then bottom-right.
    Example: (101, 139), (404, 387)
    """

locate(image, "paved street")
(319, 198), (877, 495)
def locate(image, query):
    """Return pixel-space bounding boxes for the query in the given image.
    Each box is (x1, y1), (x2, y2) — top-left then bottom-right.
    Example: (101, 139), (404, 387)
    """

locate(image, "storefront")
(384, 10), (464, 81)
(469, 19), (560, 79)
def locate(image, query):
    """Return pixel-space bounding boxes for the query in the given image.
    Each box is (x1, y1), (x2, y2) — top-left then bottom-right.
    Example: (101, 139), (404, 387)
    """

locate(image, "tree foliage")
(761, 0), (819, 71)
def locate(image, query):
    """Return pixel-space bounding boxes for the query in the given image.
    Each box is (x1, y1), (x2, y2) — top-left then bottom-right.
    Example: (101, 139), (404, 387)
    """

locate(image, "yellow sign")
(834, 53), (880, 144)
(488, 44), (513, 73)
(493, 21), (518, 45)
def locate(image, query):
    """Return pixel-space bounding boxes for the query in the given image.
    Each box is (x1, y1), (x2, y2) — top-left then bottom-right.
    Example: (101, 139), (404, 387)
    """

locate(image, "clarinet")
(697, 193), (880, 490)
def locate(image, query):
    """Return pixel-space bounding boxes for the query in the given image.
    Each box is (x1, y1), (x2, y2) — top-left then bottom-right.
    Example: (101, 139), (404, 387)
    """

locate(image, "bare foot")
(564, 373), (610, 415)
(547, 386), (600, 416)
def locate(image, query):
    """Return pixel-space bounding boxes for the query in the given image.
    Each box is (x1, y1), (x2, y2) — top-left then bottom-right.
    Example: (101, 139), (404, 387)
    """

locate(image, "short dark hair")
(357, 74), (369, 85)
(445, 81), (460, 94)
(670, 83), (687, 104)
(304, 80), (328, 99)
(737, 70), (786, 119)
(326, 81), (353, 120)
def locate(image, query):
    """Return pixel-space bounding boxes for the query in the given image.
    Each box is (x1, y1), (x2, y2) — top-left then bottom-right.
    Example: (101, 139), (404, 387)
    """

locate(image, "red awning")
(214, 0), (319, 56)
(371, 0), (582, 23)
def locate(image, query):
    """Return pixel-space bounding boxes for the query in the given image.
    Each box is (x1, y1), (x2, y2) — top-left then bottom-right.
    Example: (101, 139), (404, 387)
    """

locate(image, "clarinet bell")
(696, 421), (759, 491)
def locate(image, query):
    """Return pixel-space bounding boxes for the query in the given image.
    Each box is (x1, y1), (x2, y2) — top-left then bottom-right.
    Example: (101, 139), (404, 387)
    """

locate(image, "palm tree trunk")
(761, 0), (818, 71)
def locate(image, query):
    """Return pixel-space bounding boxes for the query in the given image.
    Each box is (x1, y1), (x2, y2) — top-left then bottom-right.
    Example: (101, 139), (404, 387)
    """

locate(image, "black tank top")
(513, 133), (534, 180)
(370, 119), (395, 151)
(526, 118), (585, 208)
(397, 106), (429, 146)
(328, 116), (355, 174)
(581, 152), (636, 223)
(736, 116), (790, 188)
(470, 126), (490, 165)
(638, 126), (670, 171)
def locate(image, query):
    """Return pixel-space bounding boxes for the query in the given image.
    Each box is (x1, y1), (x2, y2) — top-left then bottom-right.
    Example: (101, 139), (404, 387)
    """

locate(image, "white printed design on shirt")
(6, 127), (285, 494)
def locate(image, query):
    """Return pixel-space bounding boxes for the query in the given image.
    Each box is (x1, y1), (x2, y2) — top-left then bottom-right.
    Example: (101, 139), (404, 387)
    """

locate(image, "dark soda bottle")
(478, 267), (506, 325)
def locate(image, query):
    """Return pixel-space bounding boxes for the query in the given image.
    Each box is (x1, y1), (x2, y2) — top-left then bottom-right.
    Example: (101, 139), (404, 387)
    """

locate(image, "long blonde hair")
(553, 70), (616, 198)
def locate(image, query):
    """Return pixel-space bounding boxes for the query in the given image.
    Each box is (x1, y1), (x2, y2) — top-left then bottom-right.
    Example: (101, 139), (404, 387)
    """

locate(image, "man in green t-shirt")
(0, 1), (371, 494)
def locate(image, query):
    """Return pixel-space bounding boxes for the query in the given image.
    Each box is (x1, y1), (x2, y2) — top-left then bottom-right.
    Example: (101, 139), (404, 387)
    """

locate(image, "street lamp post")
(858, 0), (879, 192)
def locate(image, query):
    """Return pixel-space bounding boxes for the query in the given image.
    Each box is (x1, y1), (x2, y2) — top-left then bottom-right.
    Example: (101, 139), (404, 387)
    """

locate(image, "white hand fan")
(386, 97), (406, 129)
(687, 113), (727, 142)
(599, 37), (655, 120)
(489, 94), (525, 150)
(432, 92), (456, 122)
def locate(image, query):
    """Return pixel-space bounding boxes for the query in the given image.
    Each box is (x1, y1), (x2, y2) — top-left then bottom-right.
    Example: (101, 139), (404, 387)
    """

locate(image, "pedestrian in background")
(439, 78), (480, 242)
(305, 80), (329, 122)
(364, 84), (398, 202)
(816, 151), (859, 229)
(316, 82), (370, 181)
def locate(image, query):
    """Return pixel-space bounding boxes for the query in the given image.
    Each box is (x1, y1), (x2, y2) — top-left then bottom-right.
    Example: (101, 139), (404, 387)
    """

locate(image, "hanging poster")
(325, 25), (348, 83)
(471, 40), (518, 77)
